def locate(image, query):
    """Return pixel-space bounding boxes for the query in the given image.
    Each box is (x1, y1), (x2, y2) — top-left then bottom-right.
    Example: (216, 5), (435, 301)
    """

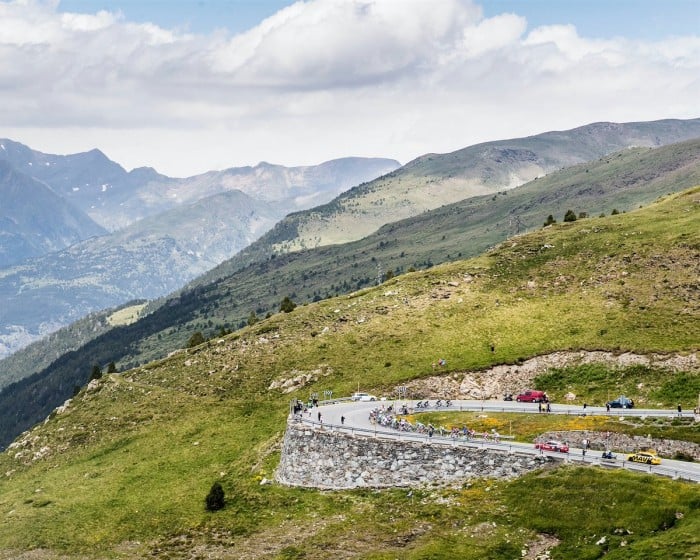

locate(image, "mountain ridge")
(0, 142), (399, 358)
(0, 160), (106, 267)
(261, 118), (700, 253)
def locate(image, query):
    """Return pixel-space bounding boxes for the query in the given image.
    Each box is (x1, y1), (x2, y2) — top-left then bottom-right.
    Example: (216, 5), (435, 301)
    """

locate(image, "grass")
(533, 363), (700, 409)
(0, 188), (698, 557)
(412, 411), (700, 445)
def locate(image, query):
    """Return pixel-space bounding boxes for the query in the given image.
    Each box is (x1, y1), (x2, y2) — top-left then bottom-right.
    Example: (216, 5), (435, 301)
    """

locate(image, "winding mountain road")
(298, 399), (700, 483)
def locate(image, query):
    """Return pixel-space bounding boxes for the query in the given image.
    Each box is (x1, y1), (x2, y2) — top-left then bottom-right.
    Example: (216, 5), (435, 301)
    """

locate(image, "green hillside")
(2, 139), (700, 450)
(245, 118), (700, 252)
(135, 139), (700, 361)
(0, 187), (698, 558)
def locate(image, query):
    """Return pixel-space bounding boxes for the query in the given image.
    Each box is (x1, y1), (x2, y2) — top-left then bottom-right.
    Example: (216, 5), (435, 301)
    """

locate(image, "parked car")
(351, 392), (377, 402)
(516, 390), (548, 403)
(626, 450), (661, 465)
(607, 395), (634, 409)
(535, 440), (569, 453)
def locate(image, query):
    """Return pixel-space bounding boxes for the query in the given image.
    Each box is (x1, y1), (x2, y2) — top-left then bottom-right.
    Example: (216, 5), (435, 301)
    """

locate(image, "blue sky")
(2, 0), (699, 176)
(57, 0), (700, 39)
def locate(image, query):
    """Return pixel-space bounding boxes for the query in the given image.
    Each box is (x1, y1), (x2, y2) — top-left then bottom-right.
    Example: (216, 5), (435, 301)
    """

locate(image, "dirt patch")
(522, 533), (560, 559)
(0, 551), (92, 560)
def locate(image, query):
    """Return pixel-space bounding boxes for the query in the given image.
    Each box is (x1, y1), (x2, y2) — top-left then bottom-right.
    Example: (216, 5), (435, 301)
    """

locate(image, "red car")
(516, 390), (548, 403)
(535, 440), (569, 453)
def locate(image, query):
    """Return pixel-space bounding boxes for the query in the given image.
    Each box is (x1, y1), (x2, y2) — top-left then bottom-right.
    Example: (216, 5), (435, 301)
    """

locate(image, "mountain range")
(3, 119), (700, 364)
(258, 118), (700, 253)
(0, 139), (399, 358)
(1, 118), (699, 449)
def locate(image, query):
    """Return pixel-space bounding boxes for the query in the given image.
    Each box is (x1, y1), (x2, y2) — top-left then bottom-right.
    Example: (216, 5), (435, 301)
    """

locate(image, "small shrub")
(280, 296), (297, 313)
(187, 331), (205, 348)
(205, 482), (225, 511)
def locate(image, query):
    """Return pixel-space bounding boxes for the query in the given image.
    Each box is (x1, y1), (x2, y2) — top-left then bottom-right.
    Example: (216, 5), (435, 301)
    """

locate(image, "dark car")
(607, 396), (634, 409)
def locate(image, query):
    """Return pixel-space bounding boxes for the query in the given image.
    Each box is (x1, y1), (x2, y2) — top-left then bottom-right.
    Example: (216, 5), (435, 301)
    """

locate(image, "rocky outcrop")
(401, 351), (698, 401)
(276, 421), (551, 489)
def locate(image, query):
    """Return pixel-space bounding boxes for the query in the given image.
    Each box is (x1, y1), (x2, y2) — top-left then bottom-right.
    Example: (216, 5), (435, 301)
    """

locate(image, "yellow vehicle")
(626, 450), (661, 465)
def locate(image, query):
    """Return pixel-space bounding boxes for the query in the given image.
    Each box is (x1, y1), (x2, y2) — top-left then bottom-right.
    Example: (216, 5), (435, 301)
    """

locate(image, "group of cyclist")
(367, 405), (499, 442)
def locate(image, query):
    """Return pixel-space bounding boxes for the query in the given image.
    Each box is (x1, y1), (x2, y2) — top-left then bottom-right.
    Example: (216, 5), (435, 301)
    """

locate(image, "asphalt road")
(300, 399), (700, 483)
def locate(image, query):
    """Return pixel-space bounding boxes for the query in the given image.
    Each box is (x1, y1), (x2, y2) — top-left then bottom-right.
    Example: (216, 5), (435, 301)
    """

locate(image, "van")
(516, 390), (548, 403)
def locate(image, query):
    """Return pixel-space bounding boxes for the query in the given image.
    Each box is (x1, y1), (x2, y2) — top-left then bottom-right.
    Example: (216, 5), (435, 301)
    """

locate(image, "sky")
(1, 0), (699, 177)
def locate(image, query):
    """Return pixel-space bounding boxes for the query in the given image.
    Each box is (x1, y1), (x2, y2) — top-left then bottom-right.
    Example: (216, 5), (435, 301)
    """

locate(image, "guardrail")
(293, 415), (700, 483)
(316, 399), (697, 419)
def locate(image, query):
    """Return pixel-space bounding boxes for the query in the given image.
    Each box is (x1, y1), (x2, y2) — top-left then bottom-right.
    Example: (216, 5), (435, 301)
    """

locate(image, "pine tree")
(187, 331), (205, 348)
(89, 364), (102, 381)
(280, 296), (296, 313)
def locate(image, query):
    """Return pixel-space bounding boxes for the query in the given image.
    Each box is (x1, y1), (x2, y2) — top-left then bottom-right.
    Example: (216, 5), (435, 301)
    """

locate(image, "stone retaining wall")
(276, 420), (551, 489)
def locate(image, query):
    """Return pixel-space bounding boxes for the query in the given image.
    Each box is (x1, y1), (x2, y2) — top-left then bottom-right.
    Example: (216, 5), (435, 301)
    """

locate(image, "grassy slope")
(261, 118), (700, 251)
(0, 188), (698, 558)
(2, 138), (699, 406)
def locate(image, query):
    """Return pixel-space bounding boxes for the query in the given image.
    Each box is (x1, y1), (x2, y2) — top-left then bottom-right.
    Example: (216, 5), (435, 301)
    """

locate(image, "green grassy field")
(0, 188), (698, 558)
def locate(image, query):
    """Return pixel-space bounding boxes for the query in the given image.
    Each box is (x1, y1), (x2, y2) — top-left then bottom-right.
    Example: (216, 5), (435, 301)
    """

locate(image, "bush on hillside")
(187, 331), (205, 348)
(205, 482), (225, 511)
(280, 296), (296, 313)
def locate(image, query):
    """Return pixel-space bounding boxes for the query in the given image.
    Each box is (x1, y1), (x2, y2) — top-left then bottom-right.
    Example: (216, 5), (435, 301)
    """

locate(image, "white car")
(351, 392), (377, 402)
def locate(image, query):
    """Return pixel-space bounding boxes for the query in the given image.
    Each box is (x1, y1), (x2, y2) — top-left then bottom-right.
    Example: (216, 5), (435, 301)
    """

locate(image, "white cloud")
(458, 13), (527, 59)
(208, 0), (481, 87)
(0, 0), (698, 176)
